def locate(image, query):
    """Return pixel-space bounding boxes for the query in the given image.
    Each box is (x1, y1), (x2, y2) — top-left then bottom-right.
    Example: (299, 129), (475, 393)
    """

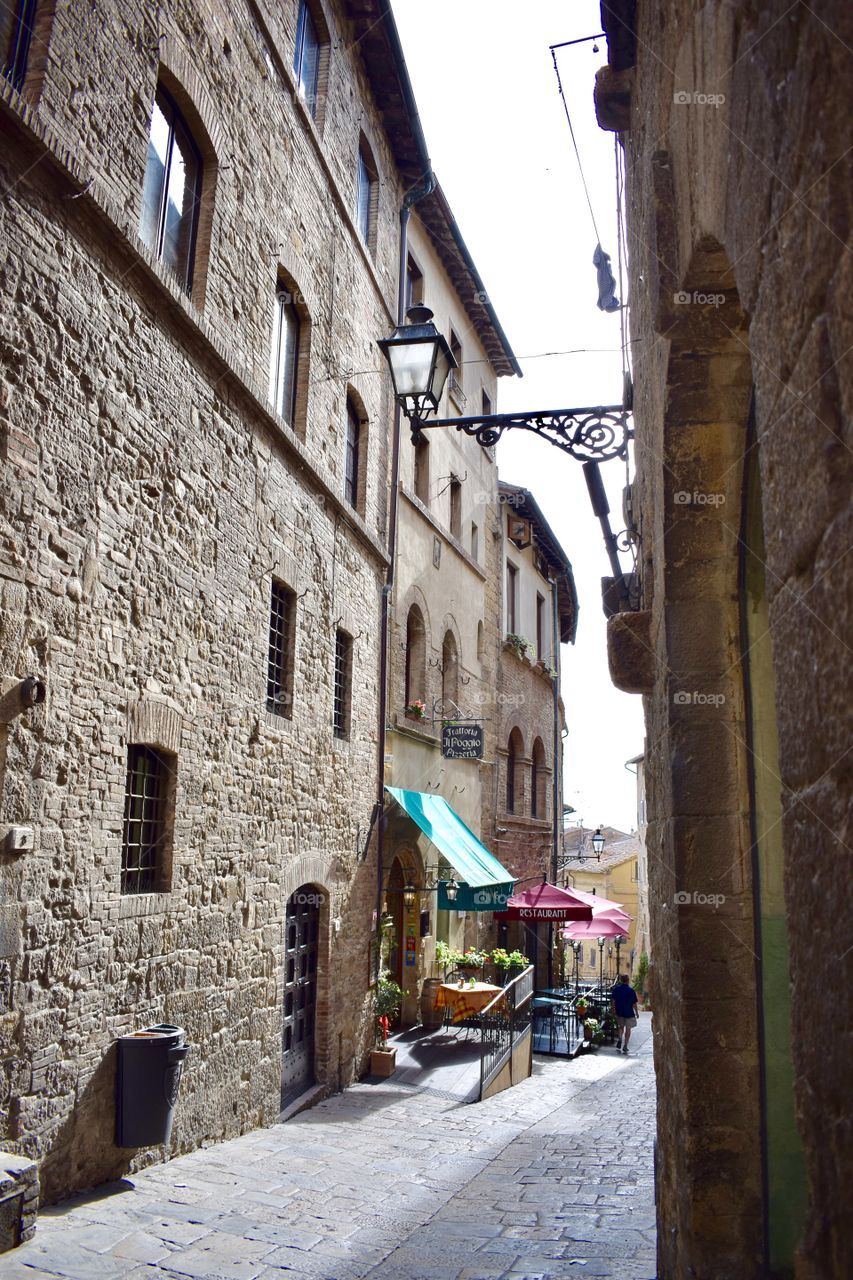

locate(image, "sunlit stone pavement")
(0, 1019), (656, 1280)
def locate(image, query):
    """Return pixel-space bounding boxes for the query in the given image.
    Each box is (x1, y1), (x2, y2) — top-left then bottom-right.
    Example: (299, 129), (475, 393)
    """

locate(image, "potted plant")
(434, 940), (463, 977)
(371, 976), (402, 1076)
(405, 699), (427, 720)
(575, 997), (589, 1020)
(458, 948), (487, 970)
(583, 1017), (603, 1044)
(491, 948), (529, 984)
(505, 633), (532, 661)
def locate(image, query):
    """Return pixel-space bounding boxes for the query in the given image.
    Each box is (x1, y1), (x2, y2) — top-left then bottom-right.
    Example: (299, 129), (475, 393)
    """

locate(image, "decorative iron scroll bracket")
(411, 405), (632, 463)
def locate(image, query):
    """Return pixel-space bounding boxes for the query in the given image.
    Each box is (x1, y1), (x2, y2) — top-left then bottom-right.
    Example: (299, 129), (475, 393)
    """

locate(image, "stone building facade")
(596, 2), (852, 1276)
(0, 0), (517, 1206)
(492, 484), (577, 979)
(380, 197), (519, 1020)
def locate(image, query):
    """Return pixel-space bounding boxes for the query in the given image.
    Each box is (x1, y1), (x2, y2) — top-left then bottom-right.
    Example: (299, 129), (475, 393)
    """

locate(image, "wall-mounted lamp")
(403, 883), (417, 911)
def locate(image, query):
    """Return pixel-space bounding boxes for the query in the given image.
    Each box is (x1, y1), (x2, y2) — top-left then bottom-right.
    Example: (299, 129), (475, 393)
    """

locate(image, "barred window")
(121, 746), (174, 894)
(333, 629), (352, 739)
(267, 579), (295, 717)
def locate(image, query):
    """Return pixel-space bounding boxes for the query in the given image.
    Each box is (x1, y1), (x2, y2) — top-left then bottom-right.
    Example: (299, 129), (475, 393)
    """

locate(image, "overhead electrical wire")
(550, 44), (603, 247)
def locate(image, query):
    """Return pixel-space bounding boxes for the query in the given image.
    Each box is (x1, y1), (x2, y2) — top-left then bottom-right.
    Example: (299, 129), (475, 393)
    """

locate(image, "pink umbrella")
(561, 913), (631, 940)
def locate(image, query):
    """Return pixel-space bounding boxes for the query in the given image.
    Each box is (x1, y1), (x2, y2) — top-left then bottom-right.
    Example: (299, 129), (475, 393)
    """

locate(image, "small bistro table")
(433, 981), (504, 1025)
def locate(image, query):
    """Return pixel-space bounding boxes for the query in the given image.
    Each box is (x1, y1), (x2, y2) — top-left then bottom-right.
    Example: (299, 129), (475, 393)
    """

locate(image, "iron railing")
(478, 965), (534, 1098)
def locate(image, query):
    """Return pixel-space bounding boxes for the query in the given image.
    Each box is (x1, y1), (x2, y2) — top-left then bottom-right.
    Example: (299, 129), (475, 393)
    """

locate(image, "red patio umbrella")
(495, 881), (594, 922)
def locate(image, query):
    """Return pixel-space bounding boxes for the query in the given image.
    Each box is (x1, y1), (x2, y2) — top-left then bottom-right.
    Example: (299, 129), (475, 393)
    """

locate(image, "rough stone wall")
(0, 0), (409, 1203)
(610, 3), (853, 1276)
(495, 646), (555, 891)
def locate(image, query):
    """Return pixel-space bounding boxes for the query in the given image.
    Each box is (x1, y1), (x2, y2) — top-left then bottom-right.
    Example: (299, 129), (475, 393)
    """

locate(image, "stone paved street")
(1, 1021), (656, 1280)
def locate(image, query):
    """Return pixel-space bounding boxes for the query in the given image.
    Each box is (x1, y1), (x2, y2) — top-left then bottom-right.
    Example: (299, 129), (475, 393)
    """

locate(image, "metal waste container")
(115, 1024), (191, 1147)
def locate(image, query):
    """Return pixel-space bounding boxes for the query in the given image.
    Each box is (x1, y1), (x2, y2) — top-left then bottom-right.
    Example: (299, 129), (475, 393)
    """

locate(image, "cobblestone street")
(0, 1019), (655, 1280)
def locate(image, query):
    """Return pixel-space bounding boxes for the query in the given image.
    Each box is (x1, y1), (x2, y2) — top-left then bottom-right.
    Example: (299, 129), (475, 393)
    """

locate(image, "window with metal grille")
(333, 629), (352, 739)
(121, 745), (173, 894)
(139, 85), (203, 294)
(344, 399), (361, 508)
(1, 0), (37, 91)
(267, 579), (295, 716)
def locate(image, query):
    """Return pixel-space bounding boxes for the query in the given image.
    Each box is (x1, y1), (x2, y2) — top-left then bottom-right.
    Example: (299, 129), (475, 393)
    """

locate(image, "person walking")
(611, 973), (639, 1054)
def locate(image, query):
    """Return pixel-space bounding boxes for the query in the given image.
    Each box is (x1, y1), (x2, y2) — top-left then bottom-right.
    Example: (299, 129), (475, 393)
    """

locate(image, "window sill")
(118, 891), (173, 918)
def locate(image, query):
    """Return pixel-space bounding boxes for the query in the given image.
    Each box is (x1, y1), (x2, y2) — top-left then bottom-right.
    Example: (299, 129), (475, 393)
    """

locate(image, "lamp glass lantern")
(377, 305), (457, 420)
(403, 882), (416, 911)
(444, 877), (459, 903)
(592, 827), (605, 856)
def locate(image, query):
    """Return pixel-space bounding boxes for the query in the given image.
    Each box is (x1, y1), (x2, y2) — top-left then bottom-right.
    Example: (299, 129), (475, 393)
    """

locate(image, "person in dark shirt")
(611, 973), (639, 1054)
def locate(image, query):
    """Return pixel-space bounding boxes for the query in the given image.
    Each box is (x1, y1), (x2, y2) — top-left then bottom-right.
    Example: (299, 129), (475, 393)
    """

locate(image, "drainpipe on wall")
(549, 577), (562, 886)
(374, 172), (436, 940)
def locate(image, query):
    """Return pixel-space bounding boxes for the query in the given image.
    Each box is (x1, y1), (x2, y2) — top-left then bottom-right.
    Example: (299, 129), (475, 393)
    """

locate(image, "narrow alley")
(0, 1024), (656, 1280)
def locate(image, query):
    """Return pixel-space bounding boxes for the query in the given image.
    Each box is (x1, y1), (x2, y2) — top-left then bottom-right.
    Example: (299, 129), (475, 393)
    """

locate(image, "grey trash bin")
(115, 1024), (191, 1147)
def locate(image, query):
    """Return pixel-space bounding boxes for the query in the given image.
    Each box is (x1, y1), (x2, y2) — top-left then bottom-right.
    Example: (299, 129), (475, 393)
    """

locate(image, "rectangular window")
(139, 86), (203, 294)
(1, 0), (36, 91)
(449, 329), (466, 408)
(344, 399), (361, 509)
(121, 745), (174, 895)
(269, 286), (300, 425)
(333, 629), (353, 739)
(471, 522), (479, 562)
(356, 147), (375, 247)
(449, 477), (462, 540)
(481, 389), (492, 417)
(267, 580), (295, 717)
(590, 947), (596, 968)
(506, 561), (518, 634)
(536, 592), (546, 661)
(293, 0), (320, 113)
(414, 436), (430, 505)
(405, 254), (424, 309)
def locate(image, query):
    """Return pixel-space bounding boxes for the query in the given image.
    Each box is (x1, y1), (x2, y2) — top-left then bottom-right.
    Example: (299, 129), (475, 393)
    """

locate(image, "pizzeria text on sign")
(441, 724), (484, 759)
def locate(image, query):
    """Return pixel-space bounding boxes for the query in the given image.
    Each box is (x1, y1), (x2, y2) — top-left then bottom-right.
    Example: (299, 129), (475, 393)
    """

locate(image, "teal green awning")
(385, 786), (515, 891)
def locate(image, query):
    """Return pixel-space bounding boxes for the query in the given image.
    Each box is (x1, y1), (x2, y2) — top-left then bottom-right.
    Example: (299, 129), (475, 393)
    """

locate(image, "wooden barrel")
(420, 978), (444, 1030)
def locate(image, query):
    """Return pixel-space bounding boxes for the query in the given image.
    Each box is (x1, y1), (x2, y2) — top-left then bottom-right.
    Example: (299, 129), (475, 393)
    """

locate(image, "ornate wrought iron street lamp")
(377, 308), (635, 603)
(592, 826), (605, 857)
(613, 932), (626, 976)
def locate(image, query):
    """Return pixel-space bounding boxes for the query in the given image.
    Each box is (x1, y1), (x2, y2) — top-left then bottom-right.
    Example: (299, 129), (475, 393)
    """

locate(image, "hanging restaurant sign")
(441, 723), (484, 759)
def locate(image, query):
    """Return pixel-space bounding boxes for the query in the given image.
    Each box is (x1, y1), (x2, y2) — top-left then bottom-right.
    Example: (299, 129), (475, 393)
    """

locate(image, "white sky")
(392, 0), (646, 834)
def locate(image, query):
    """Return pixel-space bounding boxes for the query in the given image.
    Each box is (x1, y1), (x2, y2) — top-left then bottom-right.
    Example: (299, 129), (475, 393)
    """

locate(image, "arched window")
(344, 390), (368, 514)
(404, 605), (426, 712)
(531, 738), (547, 819)
(441, 631), (459, 714)
(506, 728), (524, 814)
(140, 83), (204, 294)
